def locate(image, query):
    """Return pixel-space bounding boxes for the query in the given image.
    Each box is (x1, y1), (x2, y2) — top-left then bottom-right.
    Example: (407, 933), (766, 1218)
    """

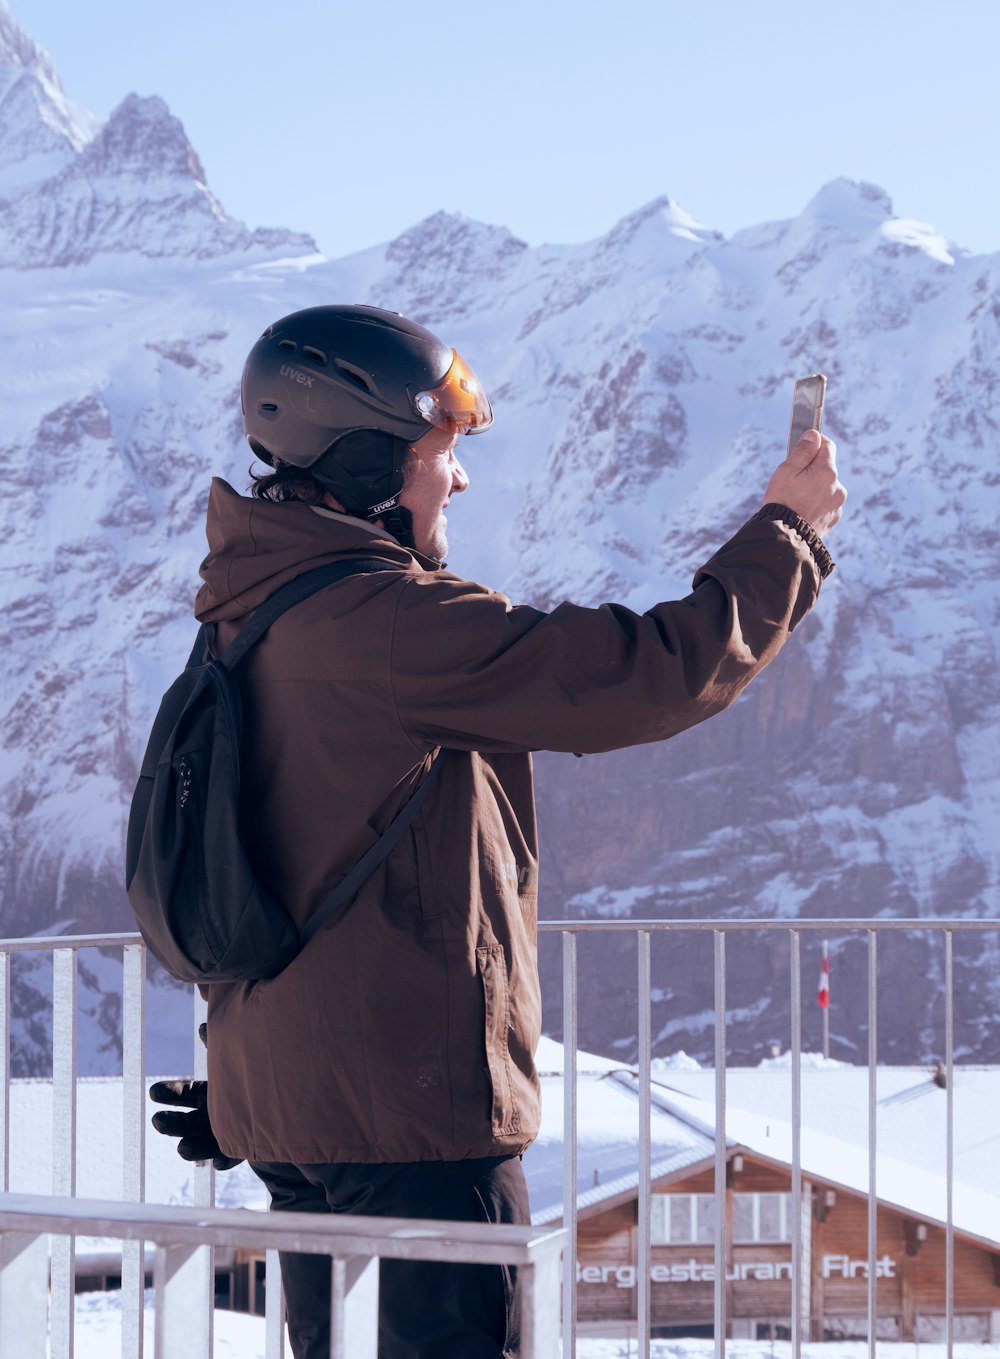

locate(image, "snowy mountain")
(1, 1), (998, 1072)
(0, 7), (313, 266)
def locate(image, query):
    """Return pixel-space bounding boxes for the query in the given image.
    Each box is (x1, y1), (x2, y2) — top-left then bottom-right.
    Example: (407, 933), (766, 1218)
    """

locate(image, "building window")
(916, 1314), (990, 1343)
(733, 1193), (790, 1243)
(824, 1315), (901, 1342)
(756, 1321), (791, 1341)
(651, 1193), (790, 1244)
(651, 1194), (716, 1244)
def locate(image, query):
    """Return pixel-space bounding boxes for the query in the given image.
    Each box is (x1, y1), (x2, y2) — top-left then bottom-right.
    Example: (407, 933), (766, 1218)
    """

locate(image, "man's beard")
(420, 514), (448, 562)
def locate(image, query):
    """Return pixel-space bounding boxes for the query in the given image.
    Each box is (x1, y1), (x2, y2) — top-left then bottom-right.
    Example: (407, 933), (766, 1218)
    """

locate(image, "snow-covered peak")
(385, 209), (528, 276)
(0, 2), (97, 178)
(79, 93), (208, 186)
(372, 210), (529, 324)
(798, 176), (894, 232)
(0, 0), (56, 77)
(880, 214), (958, 266)
(0, 12), (316, 268)
(603, 194), (721, 249)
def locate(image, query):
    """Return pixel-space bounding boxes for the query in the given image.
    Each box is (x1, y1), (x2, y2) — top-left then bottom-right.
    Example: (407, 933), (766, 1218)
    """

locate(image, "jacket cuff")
(752, 503), (835, 580)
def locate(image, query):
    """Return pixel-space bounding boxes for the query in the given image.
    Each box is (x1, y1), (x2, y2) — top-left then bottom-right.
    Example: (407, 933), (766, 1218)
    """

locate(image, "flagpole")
(821, 940), (830, 1061)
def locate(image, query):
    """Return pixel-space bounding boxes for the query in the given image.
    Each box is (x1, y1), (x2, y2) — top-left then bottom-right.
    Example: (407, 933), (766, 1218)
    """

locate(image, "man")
(153, 304), (845, 1358)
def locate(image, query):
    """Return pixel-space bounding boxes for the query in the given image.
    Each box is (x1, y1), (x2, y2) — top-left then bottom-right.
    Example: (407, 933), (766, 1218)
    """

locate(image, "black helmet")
(241, 305), (492, 534)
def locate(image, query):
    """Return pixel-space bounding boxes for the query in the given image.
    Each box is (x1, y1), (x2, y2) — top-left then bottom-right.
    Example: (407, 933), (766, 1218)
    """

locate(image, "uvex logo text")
(280, 364), (314, 387)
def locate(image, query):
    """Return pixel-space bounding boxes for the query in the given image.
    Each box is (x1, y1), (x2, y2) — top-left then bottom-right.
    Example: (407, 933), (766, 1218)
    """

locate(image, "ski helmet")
(241, 305), (492, 534)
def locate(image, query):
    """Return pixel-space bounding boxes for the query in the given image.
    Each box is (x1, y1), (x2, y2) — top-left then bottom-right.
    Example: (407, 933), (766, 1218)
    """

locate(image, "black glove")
(149, 1024), (243, 1171)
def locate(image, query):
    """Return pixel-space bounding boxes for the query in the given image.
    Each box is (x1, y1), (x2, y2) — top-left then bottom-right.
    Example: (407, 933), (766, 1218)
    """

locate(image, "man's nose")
(451, 457), (470, 494)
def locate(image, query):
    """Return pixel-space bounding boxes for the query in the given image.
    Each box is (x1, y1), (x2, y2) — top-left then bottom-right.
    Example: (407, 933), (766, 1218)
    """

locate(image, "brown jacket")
(195, 479), (830, 1163)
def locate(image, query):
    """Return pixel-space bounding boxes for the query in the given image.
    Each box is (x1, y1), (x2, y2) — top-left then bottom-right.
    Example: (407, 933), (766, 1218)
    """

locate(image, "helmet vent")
(278, 339), (297, 352)
(302, 346), (327, 364)
(333, 360), (374, 394)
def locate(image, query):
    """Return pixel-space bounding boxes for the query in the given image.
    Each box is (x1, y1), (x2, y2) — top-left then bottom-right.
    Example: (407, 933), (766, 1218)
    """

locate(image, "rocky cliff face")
(1, 2), (998, 1071)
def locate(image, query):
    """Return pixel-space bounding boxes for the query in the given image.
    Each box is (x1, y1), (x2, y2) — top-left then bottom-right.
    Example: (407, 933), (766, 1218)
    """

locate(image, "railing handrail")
(538, 916), (1000, 932)
(1, 917), (995, 956)
(0, 1191), (566, 1266)
(0, 932), (144, 952)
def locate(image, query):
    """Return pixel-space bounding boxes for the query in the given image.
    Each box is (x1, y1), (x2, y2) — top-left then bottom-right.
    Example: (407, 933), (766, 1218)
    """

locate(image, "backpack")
(125, 559), (446, 984)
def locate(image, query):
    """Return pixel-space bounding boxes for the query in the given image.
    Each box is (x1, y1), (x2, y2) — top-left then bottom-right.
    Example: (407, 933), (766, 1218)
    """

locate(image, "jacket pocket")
(476, 945), (520, 1137)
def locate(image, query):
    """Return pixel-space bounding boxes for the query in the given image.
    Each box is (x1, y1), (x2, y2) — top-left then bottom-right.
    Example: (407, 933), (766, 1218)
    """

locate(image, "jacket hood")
(195, 478), (435, 622)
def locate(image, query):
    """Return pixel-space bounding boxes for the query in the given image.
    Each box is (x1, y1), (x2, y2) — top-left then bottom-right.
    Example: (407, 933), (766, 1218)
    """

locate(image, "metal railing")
(0, 933), (151, 1356)
(0, 932), (564, 1357)
(539, 916), (1000, 1359)
(0, 1191), (564, 1359)
(1, 919), (997, 1357)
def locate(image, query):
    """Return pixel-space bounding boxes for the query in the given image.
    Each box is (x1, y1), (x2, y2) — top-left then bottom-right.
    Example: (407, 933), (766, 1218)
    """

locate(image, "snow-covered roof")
(526, 1047), (1000, 1246)
(655, 1061), (1000, 1192)
(530, 1036), (721, 1224)
(627, 1075), (1000, 1250)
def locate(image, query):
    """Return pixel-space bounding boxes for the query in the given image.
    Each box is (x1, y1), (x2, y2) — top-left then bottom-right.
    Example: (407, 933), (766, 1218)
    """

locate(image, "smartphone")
(788, 373), (826, 455)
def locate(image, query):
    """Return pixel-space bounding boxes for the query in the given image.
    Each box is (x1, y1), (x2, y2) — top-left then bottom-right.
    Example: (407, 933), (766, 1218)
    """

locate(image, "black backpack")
(125, 559), (445, 983)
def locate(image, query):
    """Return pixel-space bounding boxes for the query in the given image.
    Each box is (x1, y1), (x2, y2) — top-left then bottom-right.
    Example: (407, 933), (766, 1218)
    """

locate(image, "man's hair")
(249, 461), (328, 504)
(249, 448), (420, 507)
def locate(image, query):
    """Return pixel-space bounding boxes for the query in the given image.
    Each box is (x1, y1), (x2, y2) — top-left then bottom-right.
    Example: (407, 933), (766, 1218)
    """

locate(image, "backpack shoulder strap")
(189, 552), (438, 952)
(215, 558), (392, 672)
(298, 749), (449, 949)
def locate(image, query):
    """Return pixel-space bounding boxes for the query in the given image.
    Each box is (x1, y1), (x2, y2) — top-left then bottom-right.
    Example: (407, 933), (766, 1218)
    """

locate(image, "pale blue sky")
(20, 0), (1000, 258)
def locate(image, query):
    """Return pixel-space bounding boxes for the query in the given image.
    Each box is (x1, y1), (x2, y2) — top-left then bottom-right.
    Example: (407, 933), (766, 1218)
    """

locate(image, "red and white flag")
(818, 941), (830, 1009)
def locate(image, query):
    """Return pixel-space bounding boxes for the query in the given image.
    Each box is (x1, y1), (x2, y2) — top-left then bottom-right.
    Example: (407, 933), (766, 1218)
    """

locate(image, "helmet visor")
(412, 350), (493, 434)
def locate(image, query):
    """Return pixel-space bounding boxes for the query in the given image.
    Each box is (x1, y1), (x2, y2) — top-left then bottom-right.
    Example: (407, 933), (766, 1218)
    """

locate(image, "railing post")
(158, 991), (214, 1359)
(945, 929), (955, 1359)
(637, 930), (652, 1359)
(790, 931), (805, 1356)
(330, 1254), (379, 1359)
(520, 1246), (564, 1359)
(51, 947), (78, 1359)
(265, 1248), (286, 1357)
(154, 1243), (215, 1359)
(867, 930), (878, 1359)
(562, 930), (578, 1357)
(0, 1231), (49, 1358)
(713, 929), (727, 1359)
(0, 950), (9, 1192)
(122, 943), (147, 1359)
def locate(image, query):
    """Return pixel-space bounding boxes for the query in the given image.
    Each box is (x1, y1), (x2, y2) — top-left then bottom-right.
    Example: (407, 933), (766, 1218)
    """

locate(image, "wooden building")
(571, 1149), (1000, 1342)
(526, 1046), (1000, 1343)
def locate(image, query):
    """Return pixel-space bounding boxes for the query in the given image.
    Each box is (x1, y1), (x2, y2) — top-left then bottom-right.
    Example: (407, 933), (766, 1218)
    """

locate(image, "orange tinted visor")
(412, 349), (493, 434)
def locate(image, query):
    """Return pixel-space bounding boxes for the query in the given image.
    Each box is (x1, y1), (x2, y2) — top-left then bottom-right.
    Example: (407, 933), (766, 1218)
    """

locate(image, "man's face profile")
(398, 425), (470, 560)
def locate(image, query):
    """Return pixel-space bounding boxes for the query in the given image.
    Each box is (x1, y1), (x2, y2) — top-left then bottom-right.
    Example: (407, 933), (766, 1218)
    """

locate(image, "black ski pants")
(250, 1154), (530, 1359)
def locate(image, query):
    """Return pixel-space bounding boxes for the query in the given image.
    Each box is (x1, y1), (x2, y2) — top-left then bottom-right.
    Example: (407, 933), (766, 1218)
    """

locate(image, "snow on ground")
(578, 1348), (1000, 1359)
(71, 1291), (273, 1358)
(68, 1295), (1000, 1359)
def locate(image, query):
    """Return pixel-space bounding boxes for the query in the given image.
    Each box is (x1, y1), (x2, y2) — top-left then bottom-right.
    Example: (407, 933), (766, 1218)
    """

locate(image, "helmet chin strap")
(308, 448), (418, 552)
(376, 505), (416, 551)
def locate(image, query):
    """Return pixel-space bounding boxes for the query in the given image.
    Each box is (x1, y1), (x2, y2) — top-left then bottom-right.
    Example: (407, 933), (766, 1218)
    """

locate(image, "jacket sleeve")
(389, 510), (830, 756)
